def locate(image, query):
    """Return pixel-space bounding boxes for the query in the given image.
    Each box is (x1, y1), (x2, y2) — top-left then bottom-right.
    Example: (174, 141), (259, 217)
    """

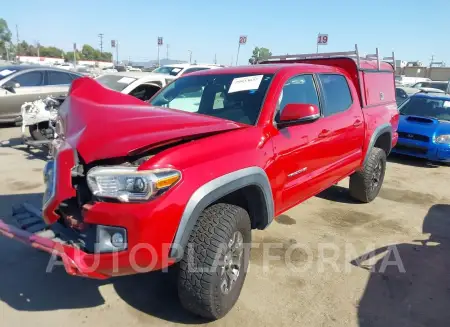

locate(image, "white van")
(395, 75), (430, 87)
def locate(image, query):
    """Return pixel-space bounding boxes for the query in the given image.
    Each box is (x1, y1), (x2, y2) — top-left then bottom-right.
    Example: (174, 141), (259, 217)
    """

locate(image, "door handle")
(353, 119), (363, 127)
(318, 129), (331, 138)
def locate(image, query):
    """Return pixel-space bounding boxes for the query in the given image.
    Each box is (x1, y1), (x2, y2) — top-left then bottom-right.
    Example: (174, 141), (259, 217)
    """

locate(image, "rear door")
(44, 70), (74, 96)
(0, 70), (46, 120)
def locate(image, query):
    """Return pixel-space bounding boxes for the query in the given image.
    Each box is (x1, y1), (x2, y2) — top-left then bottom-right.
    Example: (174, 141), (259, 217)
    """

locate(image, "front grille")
(395, 144), (428, 155)
(398, 132), (430, 142)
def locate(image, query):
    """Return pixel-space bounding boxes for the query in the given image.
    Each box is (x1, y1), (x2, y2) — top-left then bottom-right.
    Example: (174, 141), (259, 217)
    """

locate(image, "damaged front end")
(21, 96), (65, 148)
(0, 77), (246, 279)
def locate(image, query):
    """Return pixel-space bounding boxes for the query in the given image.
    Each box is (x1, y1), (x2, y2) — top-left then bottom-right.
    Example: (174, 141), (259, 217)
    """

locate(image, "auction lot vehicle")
(0, 66), (83, 123)
(392, 92), (450, 163)
(152, 63), (224, 77)
(0, 46), (398, 320)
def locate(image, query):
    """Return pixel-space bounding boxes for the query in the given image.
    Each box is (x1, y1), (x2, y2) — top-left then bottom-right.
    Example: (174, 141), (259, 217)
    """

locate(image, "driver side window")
(275, 74), (320, 120)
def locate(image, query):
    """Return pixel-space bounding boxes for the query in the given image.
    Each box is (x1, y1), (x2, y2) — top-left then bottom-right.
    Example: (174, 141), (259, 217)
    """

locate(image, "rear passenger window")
(276, 75), (320, 117)
(319, 74), (352, 116)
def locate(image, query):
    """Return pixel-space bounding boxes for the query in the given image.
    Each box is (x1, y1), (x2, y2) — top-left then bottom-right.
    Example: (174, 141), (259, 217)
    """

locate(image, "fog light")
(96, 225), (128, 253)
(111, 232), (125, 247)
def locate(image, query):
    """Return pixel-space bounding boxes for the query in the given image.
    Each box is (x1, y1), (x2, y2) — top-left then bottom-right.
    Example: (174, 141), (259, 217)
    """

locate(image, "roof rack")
(262, 44), (395, 72)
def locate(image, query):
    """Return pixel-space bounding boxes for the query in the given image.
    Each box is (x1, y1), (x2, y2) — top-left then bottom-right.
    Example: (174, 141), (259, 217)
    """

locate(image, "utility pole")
(214, 53), (217, 64)
(98, 33), (104, 54)
(188, 50), (192, 64)
(36, 41), (40, 61)
(15, 25), (20, 58)
(111, 40), (119, 65)
(166, 44), (169, 59)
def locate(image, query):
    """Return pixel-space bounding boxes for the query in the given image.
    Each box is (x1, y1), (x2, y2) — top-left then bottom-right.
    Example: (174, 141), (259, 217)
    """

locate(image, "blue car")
(392, 92), (450, 163)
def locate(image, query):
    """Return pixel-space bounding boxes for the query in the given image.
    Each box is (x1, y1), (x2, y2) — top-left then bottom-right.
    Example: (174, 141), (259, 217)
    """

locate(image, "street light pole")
(235, 43), (241, 66)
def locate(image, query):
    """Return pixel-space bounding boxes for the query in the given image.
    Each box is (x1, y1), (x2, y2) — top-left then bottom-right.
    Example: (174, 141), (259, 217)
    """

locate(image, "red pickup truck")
(0, 47), (398, 320)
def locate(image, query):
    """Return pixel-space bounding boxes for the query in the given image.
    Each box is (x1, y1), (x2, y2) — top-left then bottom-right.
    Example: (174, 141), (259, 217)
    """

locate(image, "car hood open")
(58, 77), (246, 164)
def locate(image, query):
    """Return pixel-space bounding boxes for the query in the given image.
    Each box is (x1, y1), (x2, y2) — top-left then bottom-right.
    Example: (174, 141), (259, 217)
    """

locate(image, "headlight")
(435, 134), (450, 144)
(86, 166), (181, 202)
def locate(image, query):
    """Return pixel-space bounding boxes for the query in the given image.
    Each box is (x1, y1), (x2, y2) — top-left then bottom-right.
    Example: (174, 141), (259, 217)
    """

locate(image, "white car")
(152, 63), (223, 77)
(94, 72), (176, 101)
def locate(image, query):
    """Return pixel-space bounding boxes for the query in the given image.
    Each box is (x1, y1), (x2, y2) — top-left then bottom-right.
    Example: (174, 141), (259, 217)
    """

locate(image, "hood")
(59, 77), (246, 163)
(399, 115), (450, 137)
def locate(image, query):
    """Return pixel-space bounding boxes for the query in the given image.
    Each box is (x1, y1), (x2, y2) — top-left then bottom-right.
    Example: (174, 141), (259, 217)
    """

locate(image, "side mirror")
(3, 81), (20, 93)
(277, 103), (320, 128)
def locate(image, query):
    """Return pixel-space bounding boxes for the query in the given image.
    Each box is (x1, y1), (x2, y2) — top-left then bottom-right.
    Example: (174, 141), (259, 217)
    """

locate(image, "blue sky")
(3, 0), (450, 66)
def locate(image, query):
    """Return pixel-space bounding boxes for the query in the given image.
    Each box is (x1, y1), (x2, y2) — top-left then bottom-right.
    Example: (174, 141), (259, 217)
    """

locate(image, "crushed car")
(0, 46), (398, 320)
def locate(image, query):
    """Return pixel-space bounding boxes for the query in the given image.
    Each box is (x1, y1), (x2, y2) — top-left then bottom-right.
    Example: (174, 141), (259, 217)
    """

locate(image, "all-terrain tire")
(178, 203), (251, 320)
(349, 147), (387, 203)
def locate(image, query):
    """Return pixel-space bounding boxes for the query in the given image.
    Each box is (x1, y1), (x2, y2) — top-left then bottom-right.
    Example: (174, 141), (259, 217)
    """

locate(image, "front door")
(270, 74), (330, 213)
(0, 70), (46, 120)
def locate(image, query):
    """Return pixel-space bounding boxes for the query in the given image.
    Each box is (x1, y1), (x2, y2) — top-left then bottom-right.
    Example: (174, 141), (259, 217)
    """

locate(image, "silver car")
(0, 65), (82, 123)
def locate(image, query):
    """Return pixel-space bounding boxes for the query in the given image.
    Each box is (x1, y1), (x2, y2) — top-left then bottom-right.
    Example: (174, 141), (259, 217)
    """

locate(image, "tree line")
(0, 18), (112, 62)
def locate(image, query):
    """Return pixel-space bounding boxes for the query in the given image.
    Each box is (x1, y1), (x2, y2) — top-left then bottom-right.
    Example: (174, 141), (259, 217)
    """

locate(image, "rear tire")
(177, 203), (251, 320)
(349, 147), (386, 203)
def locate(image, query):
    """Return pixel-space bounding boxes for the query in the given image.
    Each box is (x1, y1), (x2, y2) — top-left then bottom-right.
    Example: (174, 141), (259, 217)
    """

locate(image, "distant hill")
(122, 59), (187, 68)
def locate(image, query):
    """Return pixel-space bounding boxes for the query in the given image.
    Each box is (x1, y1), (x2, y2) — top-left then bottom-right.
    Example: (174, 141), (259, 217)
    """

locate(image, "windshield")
(95, 75), (137, 91)
(399, 96), (450, 121)
(152, 66), (184, 76)
(150, 73), (274, 125)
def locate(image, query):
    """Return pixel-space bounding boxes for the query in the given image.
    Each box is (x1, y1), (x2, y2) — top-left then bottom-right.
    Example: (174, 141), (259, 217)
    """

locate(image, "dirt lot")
(1, 125), (449, 327)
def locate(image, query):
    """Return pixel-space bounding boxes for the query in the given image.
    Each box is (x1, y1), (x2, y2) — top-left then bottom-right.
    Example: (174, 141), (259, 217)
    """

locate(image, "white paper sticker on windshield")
(117, 77), (136, 84)
(228, 75), (263, 93)
(0, 69), (16, 77)
(443, 101), (450, 108)
(171, 68), (182, 73)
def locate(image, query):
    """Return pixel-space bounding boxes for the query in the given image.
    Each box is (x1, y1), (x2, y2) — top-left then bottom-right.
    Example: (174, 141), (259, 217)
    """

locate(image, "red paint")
(280, 104), (319, 121)
(2, 60), (398, 279)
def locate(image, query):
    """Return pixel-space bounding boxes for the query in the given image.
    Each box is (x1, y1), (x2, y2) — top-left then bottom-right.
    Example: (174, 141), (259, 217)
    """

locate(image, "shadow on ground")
(352, 204), (450, 327)
(0, 136), (50, 161)
(0, 192), (206, 324)
(316, 185), (361, 204)
(387, 153), (440, 168)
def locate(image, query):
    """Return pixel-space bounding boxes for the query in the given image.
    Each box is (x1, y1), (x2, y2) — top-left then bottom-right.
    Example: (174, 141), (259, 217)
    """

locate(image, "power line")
(98, 33), (104, 54)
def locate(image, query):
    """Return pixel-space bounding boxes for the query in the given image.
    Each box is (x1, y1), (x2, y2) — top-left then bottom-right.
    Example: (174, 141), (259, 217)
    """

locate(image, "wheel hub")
(220, 231), (244, 295)
(371, 159), (383, 191)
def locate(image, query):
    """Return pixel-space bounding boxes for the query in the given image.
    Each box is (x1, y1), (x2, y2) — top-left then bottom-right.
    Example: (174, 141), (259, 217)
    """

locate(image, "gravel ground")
(0, 125), (449, 327)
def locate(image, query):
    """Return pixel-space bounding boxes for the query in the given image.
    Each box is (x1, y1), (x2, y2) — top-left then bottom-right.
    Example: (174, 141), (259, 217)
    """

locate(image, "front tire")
(349, 147), (387, 203)
(178, 203), (251, 320)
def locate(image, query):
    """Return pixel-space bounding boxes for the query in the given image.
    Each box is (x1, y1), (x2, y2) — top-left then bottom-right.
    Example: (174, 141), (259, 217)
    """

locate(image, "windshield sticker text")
(228, 75), (263, 93)
(117, 77), (136, 84)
